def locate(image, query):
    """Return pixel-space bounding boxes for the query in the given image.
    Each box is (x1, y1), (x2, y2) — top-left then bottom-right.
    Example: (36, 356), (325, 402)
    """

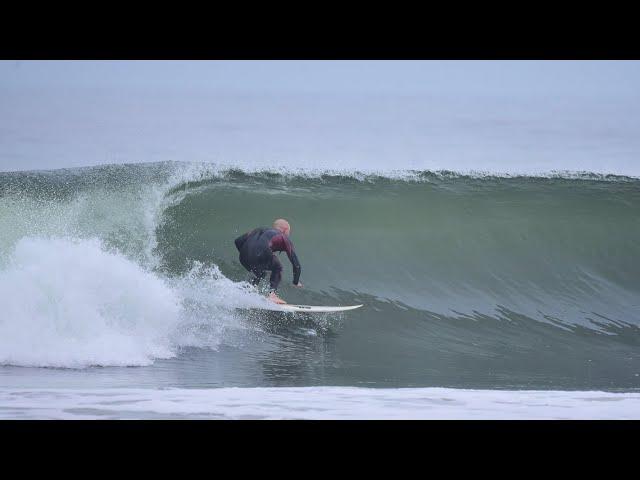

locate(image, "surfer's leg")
(240, 231), (273, 288)
(239, 251), (252, 272)
(268, 255), (283, 291)
(240, 249), (264, 285)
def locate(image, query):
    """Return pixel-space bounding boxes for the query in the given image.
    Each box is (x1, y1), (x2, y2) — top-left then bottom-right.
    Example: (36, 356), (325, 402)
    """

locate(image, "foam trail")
(1, 387), (639, 419)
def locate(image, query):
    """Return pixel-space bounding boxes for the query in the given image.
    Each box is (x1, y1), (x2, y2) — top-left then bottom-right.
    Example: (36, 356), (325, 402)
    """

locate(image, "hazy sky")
(2, 60), (640, 97)
(2, 61), (640, 174)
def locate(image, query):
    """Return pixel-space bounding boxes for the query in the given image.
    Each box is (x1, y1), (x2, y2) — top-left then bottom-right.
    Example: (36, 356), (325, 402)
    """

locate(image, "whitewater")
(2, 387), (640, 419)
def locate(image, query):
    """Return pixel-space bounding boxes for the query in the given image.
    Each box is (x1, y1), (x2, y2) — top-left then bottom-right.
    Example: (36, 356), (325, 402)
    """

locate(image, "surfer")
(234, 218), (302, 304)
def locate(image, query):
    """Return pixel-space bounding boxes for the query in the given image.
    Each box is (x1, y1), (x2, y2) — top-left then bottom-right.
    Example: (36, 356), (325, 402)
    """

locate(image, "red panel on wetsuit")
(268, 234), (292, 255)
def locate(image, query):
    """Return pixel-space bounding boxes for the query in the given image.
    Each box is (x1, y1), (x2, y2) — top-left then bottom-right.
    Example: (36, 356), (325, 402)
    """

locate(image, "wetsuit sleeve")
(284, 238), (301, 285)
(234, 230), (252, 251)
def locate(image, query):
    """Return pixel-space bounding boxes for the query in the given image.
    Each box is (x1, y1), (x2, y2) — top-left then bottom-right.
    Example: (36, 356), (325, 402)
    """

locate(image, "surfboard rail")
(251, 303), (364, 313)
(273, 304), (363, 313)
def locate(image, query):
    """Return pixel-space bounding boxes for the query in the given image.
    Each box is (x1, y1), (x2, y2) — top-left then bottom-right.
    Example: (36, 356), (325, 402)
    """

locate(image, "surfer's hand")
(293, 282), (303, 288)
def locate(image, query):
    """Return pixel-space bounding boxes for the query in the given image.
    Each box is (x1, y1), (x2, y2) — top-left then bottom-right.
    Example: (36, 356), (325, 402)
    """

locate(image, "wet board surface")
(260, 304), (363, 313)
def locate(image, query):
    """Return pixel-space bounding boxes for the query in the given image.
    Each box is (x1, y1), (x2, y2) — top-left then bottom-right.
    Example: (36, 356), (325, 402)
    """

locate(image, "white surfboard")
(274, 304), (363, 313)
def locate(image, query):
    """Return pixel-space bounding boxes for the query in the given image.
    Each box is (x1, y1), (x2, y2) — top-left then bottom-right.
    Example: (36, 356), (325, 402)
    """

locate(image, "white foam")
(1, 386), (638, 419)
(0, 237), (265, 368)
(0, 237), (182, 367)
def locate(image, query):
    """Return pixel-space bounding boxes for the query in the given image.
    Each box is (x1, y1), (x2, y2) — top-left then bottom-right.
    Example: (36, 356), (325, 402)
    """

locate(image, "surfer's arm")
(284, 238), (302, 285)
(289, 251), (301, 285)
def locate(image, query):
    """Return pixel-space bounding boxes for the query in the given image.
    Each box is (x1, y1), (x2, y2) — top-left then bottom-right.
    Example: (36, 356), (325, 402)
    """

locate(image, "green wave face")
(156, 169), (640, 326)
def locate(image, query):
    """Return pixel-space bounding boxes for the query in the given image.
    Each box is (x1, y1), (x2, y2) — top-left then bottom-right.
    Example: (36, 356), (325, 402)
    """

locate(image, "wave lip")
(166, 163), (640, 185)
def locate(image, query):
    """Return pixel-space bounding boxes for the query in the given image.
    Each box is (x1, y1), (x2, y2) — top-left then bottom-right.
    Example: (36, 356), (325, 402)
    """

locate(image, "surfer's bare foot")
(268, 292), (287, 304)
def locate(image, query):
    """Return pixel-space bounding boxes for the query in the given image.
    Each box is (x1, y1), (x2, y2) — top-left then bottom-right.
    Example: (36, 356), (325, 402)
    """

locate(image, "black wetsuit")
(234, 227), (301, 291)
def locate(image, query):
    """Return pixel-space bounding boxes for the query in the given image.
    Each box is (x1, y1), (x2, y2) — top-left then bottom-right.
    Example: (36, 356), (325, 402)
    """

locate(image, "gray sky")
(2, 60), (640, 97)
(2, 61), (640, 175)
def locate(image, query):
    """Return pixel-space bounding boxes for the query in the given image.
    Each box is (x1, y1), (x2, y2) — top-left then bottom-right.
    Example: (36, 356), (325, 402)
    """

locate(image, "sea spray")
(0, 237), (181, 367)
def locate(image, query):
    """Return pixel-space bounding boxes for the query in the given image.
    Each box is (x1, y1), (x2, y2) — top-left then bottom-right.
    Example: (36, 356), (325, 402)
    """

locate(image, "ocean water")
(1, 162), (639, 418)
(1, 77), (640, 418)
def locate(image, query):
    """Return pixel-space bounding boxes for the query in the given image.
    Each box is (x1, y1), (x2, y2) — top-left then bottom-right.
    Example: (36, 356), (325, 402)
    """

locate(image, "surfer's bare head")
(273, 218), (291, 236)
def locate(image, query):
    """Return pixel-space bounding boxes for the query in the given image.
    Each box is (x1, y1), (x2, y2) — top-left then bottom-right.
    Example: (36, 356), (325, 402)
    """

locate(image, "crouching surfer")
(234, 218), (303, 304)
